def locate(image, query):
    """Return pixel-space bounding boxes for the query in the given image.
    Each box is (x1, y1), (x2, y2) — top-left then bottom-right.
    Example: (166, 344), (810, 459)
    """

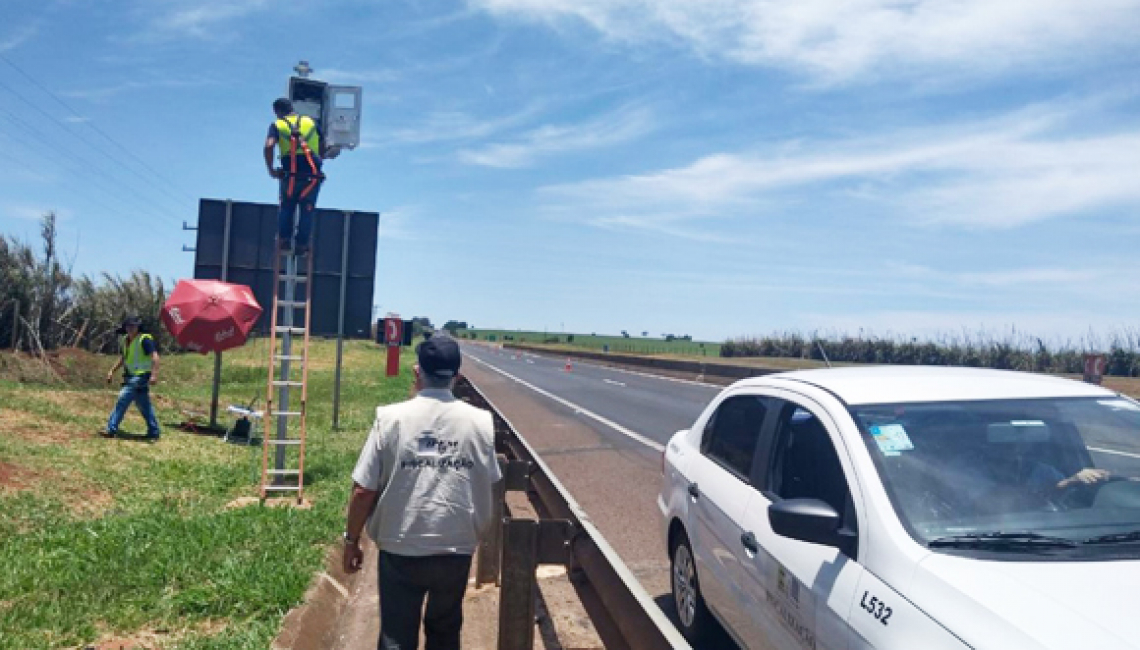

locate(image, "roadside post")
(1084, 354), (1107, 385)
(384, 316), (403, 377)
(209, 199), (233, 429)
(332, 211), (353, 430)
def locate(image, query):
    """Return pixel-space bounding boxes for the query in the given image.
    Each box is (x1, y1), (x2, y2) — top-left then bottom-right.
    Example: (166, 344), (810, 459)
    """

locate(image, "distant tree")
(442, 320), (468, 334)
(665, 334), (676, 342)
(642, 331), (648, 337)
(410, 316), (434, 338)
(621, 330), (630, 338)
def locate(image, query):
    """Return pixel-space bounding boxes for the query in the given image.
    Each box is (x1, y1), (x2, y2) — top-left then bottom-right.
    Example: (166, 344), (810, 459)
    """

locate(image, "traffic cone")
(564, 358), (573, 372)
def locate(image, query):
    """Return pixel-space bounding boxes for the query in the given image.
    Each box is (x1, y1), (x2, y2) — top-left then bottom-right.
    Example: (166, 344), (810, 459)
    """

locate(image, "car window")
(851, 397), (1140, 554)
(768, 401), (852, 518)
(701, 395), (769, 480)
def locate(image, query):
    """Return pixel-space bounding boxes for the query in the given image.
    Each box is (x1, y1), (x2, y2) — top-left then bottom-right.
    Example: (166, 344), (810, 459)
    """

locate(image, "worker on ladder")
(263, 98), (340, 255)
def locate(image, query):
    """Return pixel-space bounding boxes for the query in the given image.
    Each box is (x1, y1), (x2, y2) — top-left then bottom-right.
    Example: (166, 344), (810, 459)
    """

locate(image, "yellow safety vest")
(122, 333), (154, 376)
(275, 115), (320, 158)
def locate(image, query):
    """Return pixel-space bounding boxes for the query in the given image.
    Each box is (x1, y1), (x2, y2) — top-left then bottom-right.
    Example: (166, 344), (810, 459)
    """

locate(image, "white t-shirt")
(352, 388), (502, 556)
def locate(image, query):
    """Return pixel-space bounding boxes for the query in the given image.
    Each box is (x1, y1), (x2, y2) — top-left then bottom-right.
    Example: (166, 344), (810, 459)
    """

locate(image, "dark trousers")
(277, 168), (322, 249)
(378, 551), (473, 650)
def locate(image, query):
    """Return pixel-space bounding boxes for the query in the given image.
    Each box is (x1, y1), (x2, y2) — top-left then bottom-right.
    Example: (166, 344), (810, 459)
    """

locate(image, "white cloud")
(457, 105), (654, 168)
(3, 205), (72, 222)
(387, 104), (544, 145)
(321, 68), (401, 85)
(379, 206), (419, 240)
(469, 0), (1140, 82)
(537, 102), (1140, 233)
(134, 0), (270, 40)
(0, 23), (39, 53)
(888, 262), (1108, 287)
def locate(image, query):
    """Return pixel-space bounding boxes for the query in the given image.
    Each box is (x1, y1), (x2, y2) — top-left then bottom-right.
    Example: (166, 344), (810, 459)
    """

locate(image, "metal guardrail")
(454, 375), (692, 650)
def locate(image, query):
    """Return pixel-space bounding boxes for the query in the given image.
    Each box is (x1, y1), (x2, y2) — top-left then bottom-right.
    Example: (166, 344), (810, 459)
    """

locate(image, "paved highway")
(462, 344), (720, 449)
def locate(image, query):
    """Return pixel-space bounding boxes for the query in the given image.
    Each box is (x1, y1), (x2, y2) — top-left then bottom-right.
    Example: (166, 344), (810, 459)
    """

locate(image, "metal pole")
(276, 206), (299, 473)
(209, 200), (233, 428)
(498, 519), (539, 650)
(333, 211), (352, 430)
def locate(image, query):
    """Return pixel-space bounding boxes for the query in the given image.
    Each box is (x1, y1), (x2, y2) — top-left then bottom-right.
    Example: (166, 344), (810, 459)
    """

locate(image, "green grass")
(0, 339), (414, 649)
(461, 328), (721, 357)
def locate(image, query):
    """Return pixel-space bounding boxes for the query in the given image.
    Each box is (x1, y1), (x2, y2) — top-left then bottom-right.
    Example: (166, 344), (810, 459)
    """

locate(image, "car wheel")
(671, 531), (714, 643)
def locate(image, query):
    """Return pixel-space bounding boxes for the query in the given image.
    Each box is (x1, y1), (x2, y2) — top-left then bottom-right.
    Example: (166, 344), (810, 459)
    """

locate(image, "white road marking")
(603, 379), (626, 387)
(1090, 446), (1140, 460)
(466, 353), (666, 453)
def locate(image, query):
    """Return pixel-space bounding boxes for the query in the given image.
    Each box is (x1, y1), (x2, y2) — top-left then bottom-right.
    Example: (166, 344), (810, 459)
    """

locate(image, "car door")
(687, 392), (771, 638)
(736, 395), (866, 650)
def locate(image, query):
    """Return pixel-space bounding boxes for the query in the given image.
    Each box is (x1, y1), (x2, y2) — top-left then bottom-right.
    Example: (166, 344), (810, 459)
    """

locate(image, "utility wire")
(0, 53), (198, 204)
(0, 103), (185, 228)
(0, 76), (191, 220)
(0, 117), (183, 240)
(0, 120), (159, 231)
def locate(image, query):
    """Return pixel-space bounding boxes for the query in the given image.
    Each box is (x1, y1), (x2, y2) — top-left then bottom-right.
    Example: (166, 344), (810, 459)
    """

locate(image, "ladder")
(261, 245), (313, 502)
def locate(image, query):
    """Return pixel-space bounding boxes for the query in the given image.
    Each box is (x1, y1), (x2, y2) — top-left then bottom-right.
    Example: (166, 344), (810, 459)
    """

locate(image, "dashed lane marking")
(466, 353), (666, 453)
(603, 378), (626, 387)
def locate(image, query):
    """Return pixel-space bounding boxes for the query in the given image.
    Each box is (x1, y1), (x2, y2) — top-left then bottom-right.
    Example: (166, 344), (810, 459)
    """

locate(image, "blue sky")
(3, 0), (1140, 343)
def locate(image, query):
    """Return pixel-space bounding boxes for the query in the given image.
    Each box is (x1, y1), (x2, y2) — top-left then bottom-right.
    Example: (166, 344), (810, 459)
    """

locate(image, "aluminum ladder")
(261, 246), (313, 502)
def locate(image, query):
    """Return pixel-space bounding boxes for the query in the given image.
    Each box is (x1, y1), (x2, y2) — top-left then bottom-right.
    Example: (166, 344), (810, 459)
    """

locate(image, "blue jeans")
(278, 168), (322, 249)
(378, 552), (472, 650)
(107, 374), (160, 437)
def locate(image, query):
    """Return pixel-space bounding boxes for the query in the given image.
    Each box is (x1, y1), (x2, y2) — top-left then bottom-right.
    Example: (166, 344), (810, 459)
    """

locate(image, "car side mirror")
(769, 498), (842, 548)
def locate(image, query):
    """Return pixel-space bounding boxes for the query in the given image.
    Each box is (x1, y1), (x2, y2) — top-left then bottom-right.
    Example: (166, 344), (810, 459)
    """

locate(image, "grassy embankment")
(0, 339), (412, 649)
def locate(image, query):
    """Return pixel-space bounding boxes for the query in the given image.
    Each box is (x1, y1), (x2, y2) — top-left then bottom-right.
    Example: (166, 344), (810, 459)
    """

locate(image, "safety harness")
(280, 115), (325, 201)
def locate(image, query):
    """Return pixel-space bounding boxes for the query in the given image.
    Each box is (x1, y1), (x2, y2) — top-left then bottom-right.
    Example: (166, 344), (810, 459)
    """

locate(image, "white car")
(658, 366), (1140, 650)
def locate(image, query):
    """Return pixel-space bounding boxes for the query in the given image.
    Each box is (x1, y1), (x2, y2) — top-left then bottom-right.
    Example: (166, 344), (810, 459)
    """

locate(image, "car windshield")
(851, 396), (1140, 552)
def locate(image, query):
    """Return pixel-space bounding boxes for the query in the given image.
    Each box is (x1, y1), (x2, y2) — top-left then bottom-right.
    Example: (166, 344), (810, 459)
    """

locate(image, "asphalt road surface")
(459, 344), (1140, 649)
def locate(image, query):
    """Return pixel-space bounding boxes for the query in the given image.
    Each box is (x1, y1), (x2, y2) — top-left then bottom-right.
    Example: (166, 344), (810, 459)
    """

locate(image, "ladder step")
(271, 410), (302, 416)
(274, 326), (307, 335)
(274, 355), (303, 361)
(266, 469), (300, 475)
(263, 485), (302, 491)
(265, 439), (303, 445)
(277, 300), (307, 308)
(272, 381), (304, 387)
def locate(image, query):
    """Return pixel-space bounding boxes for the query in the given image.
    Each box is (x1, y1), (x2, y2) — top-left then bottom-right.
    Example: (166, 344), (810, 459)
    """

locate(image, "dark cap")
(273, 97), (293, 115)
(122, 316), (143, 327)
(417, 334), (461, 378)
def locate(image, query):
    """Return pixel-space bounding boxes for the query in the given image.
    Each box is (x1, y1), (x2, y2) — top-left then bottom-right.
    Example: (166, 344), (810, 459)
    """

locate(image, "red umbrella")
(162, 280), (263, 354)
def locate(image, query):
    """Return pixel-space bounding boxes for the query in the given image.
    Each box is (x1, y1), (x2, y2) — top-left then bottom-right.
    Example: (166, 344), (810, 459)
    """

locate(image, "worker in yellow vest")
(263, 98), (341, 256)
(103, 316), (161, 441)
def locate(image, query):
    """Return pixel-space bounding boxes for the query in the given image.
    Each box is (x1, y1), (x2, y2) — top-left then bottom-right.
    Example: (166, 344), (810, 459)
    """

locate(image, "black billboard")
(193, 199), (378, 338)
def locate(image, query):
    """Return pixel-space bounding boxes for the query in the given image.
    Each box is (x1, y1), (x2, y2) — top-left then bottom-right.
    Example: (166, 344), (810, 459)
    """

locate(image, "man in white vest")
(343, 334), (501, 649)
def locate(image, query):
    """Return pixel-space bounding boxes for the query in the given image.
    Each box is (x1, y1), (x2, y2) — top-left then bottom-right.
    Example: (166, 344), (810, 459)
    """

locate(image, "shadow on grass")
(101, 431), (158, 443)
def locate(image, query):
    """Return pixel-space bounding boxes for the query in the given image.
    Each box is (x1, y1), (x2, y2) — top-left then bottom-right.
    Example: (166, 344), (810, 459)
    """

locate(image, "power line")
(0, 53), (198, 204)
(0, 118), (184, 240)
(0, 120), (155, 230)
(0, 76), (191, 221)
(0, 104), (186, 229)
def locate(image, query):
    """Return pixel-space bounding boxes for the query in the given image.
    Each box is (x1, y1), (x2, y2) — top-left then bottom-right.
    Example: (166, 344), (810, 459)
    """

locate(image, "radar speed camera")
(287, 76), (362, 151)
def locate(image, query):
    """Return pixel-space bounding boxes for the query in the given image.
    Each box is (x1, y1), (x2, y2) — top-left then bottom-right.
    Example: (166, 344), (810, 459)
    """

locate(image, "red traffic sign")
(1084, 354), (1107, 385)
(384, 317), (404, 347)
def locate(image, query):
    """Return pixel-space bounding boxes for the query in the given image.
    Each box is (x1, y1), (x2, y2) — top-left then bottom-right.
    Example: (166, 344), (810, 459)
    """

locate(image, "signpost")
(385, 316), (403, 377)
(1084, 354), (1107, 385)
